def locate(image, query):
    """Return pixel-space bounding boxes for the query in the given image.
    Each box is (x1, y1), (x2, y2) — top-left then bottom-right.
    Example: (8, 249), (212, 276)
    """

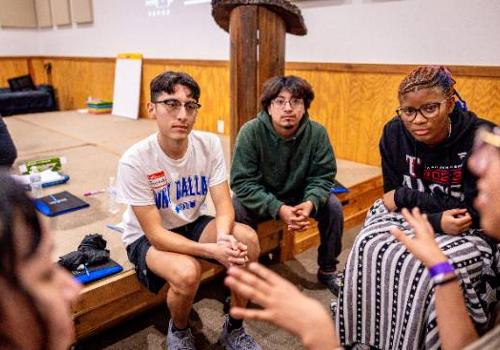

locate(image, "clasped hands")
(216, 233), (249, 268)
(279, 201), (314, 232)
(383, 190), (472, 235)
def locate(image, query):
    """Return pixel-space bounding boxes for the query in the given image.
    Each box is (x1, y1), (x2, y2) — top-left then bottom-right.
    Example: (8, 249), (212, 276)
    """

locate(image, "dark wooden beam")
(257, 6), (286, 106)
(229, 5), (258, 148)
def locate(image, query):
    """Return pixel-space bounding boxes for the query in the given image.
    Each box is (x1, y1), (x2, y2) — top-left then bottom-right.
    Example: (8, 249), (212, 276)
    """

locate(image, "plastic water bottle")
(30, 168), (42, 198)
(107, 177), (119, 214)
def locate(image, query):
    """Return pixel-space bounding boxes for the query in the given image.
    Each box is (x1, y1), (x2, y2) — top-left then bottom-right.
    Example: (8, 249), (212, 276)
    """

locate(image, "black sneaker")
(317, 270), (341, 296)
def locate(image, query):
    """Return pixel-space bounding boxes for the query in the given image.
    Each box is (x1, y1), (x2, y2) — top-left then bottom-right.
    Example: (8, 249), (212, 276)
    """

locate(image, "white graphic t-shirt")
(116, 131), (227, 247)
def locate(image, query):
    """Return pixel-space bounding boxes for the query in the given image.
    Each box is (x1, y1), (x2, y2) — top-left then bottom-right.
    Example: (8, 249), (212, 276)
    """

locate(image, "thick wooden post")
(257, 7), (286, 105)
(229, 6), (258, 149)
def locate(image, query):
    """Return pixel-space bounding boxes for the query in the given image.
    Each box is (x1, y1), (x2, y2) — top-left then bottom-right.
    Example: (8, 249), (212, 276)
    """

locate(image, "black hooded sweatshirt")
(380, 106), (495, 232)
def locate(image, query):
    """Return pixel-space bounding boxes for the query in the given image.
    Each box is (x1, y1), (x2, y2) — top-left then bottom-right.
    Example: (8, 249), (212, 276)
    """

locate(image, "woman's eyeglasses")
(396, 99), (449, 122)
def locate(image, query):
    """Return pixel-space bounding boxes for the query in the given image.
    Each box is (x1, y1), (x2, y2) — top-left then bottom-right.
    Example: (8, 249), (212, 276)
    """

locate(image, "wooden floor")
(5, 111), (382, 339)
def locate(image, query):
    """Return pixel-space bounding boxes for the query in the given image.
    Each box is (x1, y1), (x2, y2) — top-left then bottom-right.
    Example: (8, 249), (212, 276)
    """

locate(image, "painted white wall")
(33, 0), (229, 60)
(0, 0), (499, 65)
(292, 0), (500, 65)
(0, 28), (42, 55)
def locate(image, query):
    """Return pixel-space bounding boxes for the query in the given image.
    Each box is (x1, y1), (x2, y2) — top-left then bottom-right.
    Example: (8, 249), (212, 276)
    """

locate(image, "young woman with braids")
(390, 127), (500, 350)
(0, 173), (81, 350)
(335, 65), (498, 349)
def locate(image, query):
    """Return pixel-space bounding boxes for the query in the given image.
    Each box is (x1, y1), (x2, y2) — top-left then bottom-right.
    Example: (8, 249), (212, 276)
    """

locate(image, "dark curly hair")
(260, 75), (315, 112)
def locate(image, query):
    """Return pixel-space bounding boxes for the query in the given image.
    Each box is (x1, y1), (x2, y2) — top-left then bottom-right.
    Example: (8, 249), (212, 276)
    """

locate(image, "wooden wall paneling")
(0, 0), (37, 28)
(172, 63), (230, 135)
(343, 72), (402, 165)
(285, 62), (500, 78)
(284, 63), (500, 167)
(29, 57), (49, 84)
(41, 58), (114, 110)
(186, 64), (230, 135)
(455, 76), (500, 125)
(4, 57), (497, 166)
(140, 62), (230, 135)
(0, 57), (52, 86)
(50, 59), (78, 109)
(0, 58), (30, 86)
(86, 59), (115, 102)
(286, 68), (404, 166)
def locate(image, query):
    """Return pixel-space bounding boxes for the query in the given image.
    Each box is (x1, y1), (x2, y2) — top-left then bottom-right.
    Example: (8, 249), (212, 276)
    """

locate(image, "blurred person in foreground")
(0, 173), (81, 349)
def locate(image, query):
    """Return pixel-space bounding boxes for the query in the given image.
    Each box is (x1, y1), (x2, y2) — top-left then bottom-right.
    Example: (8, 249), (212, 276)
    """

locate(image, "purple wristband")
(429, 261), (454, 278)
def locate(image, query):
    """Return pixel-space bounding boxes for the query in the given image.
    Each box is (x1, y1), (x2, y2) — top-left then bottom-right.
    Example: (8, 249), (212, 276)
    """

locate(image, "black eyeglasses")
(396, 99), (449, 122)
(153, 98), (201, 116)
(272, 97), (304, 109)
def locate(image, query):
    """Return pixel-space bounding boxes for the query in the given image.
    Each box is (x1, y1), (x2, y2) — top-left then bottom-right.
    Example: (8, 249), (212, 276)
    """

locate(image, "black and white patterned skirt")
(336, 199), (499, 350)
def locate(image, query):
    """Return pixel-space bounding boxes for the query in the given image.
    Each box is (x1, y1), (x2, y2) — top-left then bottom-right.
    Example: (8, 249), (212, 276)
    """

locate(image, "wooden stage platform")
(5, 111), (382, 340)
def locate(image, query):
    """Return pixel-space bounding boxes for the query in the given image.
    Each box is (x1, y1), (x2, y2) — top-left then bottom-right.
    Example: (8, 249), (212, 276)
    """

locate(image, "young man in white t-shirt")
(116, 71), (261, 350)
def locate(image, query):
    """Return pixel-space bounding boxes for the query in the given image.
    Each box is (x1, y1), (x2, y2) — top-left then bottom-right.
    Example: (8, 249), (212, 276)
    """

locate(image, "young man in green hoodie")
(230, 75), (343, 295)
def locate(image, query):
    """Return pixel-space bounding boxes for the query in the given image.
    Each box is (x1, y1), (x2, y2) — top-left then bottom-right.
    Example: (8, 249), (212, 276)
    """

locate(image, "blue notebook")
(34, 191), (89, 217)
(73, 259), (123, 284)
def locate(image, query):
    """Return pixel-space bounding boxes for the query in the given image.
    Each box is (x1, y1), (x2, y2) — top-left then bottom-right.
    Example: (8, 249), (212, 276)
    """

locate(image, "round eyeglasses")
(272, 97), (304, 109)
(153, 98), (201, 116)
(396, 99), (449, 122)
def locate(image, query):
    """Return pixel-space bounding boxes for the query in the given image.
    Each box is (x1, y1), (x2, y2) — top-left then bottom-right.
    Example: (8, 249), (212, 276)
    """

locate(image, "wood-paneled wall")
(1, 56), (499, 166)
(287, 63), (500, 165)
(30, 57), (115, 110)
(28, 57), (230, 135)
(0, 57), (30, 85)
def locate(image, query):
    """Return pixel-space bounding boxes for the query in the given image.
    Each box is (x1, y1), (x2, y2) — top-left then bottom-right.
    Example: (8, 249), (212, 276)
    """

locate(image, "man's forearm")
(215, 213), (234, 239)
(147, 229), (215, 259)
(234, 186), (282, 219)
(213, 197), (235, 238)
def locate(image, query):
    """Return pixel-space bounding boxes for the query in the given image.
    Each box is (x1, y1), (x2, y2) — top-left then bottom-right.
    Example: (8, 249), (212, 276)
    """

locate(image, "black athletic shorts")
(126, 215), (214, 294)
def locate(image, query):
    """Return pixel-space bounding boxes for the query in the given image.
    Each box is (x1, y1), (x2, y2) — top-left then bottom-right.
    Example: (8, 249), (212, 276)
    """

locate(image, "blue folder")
(74, 260), (123, 284)
(330, 179), (349, 194)
(34, 191), (89, 217)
